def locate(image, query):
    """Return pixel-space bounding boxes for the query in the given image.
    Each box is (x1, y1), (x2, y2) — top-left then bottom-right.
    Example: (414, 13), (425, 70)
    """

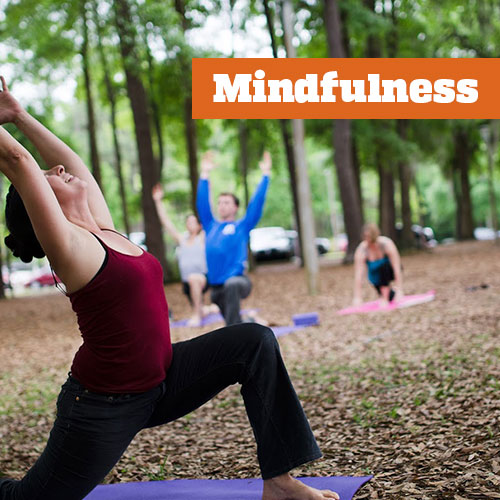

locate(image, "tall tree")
(282, 0), (319, 294)
(397, 119), (414, 248)
(91, 0), (131, 235)
(81, 0), (104, 190)
(482, 121), (499, 242)
(174, 0), (200, 213)
(113, 0), (169, 275)
(263, 0), (304, 261)
(378, 153), (397, 240)
(143, 31), (165, 178)
(324, 0), (363, 262)
(451, 123), (475, 240)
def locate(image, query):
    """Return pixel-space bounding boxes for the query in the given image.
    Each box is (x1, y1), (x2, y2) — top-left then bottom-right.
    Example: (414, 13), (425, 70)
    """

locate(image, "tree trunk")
(238, 120), (250, 207)
(485, 120), (499, 242)
(453, 126), (475, 240)
(263, 0), (304, 261)
(282, 0), (318, 293)
(397, 119), (413, 248)
(378, 158), (397, 240)
(81, 0), (104, 191)
(144, 40), (164, 177)
(113, 0), (169, 276)
(325, 0), (363, 262)
(174, 0), (200, 214)
(92, 0), (130, 235)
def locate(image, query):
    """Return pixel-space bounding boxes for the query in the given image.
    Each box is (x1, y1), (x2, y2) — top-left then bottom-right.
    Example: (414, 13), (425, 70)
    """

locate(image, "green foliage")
(1, 0), (499, 265)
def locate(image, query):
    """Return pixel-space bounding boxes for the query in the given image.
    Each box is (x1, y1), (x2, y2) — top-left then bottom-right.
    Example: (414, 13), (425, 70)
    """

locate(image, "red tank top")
(69, 232), (172, 393)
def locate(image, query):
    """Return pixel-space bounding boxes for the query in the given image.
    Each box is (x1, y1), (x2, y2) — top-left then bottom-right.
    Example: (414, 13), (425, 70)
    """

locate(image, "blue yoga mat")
(85, 476), (372, 500)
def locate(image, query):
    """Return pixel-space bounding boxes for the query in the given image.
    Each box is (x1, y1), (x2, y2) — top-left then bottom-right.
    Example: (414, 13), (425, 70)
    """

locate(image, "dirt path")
(1, 241), (499, 499)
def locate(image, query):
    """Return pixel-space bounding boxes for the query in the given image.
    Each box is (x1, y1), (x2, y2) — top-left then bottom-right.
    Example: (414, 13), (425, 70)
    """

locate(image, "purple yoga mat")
(170, 311), (223, 327)
(170, 309), (259, 328)
(85, 476), (372, 500)
(271, 324), (304, 337)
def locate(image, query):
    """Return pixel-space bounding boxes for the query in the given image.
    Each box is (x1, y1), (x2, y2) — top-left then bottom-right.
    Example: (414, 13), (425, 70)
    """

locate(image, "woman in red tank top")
(0, 78), (338, 500)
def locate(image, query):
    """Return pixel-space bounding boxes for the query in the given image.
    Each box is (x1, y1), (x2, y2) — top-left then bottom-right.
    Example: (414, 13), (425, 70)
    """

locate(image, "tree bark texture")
(452, 126), (475, 240)
(282, 0), (318, 293)
(397, 119), (414, 248)
(81, 0), (104, 191)
(325, 0), (363, 262)
(174, 0), (200, 214)
(144, 40), (164, 178)
(263, 0), (304, 261)
(378, 158), (397, 240)
(92, 0), (130, 235)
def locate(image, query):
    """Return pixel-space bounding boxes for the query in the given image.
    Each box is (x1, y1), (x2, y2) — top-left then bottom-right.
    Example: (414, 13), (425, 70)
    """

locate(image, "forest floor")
(0, 240), (499, 499)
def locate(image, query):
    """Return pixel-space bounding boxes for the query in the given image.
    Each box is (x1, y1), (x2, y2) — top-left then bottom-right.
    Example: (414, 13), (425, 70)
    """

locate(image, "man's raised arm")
(242, 152), (271, 231)
(196, 152), (215, 230)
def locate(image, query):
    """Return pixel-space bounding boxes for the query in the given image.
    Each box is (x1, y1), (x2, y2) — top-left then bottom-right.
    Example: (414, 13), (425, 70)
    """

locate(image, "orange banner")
(192, 58), (500, 119)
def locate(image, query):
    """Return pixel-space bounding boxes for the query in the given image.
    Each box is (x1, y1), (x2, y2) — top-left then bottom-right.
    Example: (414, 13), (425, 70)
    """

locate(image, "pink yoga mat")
(84, 475), (372, 500)
(337, 290), (435, 316)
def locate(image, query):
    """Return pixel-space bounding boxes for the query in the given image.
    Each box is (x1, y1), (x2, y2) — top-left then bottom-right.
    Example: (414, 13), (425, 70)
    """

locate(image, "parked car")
(4, 261), (36, 288)
(315, 237), (331, 255)
(412, 224), (438, 248)
(284, 230), (332, 257)
(1, 265), (11, 289)
(395, 224), (437, 249)
(24, 266), (61, 288)
(250, 227), (295, 261)
(334, 233), (348, 252)
(474, 227), (499, 241)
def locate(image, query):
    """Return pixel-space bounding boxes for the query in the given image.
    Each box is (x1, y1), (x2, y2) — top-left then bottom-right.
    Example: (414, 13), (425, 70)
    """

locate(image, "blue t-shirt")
(196, 176), (269, 285)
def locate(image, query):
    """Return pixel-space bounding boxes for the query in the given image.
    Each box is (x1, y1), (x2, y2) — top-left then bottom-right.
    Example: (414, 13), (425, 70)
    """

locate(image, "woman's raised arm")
(0, 124), (75, 269)
(0, 76), (114, 230)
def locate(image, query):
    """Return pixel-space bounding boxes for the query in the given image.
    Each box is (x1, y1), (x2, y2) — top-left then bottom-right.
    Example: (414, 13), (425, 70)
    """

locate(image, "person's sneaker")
(186, 316), (203, 327)
(241, 314), (269, 326)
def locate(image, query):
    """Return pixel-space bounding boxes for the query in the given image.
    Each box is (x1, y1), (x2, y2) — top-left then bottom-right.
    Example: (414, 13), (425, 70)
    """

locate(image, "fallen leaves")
(0, 241), (499, 499)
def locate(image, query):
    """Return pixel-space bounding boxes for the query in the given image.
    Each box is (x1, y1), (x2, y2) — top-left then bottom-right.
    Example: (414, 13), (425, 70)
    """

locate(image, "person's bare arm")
(0, 126), (85, 277)
(152, 184), (182, 245)
(0, 77), (114, 230)
(199, 151), (215, 180)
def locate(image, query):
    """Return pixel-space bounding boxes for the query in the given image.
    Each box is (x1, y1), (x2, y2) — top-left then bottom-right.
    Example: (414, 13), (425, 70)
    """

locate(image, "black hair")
(4, 184), (45, 263)
(218, 192), (240, 207)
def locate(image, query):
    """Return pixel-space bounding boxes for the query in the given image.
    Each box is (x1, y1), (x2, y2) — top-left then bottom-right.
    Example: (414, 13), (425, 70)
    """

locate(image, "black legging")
(0, 324), (321, 500)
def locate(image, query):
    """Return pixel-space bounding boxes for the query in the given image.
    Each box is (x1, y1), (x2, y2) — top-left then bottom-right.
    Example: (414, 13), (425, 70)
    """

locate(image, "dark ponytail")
(4, 184), (45, 263)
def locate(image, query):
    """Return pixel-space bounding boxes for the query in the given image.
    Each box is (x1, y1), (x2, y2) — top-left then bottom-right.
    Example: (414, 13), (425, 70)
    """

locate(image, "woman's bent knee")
(236, 323), (277, 349)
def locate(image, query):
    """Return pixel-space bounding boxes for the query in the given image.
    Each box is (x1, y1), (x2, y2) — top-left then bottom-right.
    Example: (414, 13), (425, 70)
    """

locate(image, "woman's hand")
(152, 183), (164, 202)
(0, 77), (23, 125)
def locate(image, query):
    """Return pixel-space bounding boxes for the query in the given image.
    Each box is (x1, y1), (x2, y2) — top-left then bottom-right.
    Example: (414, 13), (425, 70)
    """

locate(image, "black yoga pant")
(0, 324), (321, 500)
(210, 275), (252, 325)
(372, 260), (396, 301)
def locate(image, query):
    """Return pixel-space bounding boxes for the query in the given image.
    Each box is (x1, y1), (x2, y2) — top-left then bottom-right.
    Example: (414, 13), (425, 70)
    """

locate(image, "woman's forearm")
(0, 126), (31, 181)
(13, 110), (85, 172)
(154, 199), (181, 243)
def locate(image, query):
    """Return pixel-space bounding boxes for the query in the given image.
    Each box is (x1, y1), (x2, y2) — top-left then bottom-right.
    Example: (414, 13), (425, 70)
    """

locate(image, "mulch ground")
(0, 241), (499, 499)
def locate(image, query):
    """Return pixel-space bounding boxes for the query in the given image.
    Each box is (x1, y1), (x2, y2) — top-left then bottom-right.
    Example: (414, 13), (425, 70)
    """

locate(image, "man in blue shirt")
(196, 151), (271, 325)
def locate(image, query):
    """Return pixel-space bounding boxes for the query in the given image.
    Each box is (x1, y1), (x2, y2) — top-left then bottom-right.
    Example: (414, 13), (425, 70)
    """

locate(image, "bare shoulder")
(379, 236), (398, 253)
(52, 225), (107, 294)
(354, 241), (367, 259)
